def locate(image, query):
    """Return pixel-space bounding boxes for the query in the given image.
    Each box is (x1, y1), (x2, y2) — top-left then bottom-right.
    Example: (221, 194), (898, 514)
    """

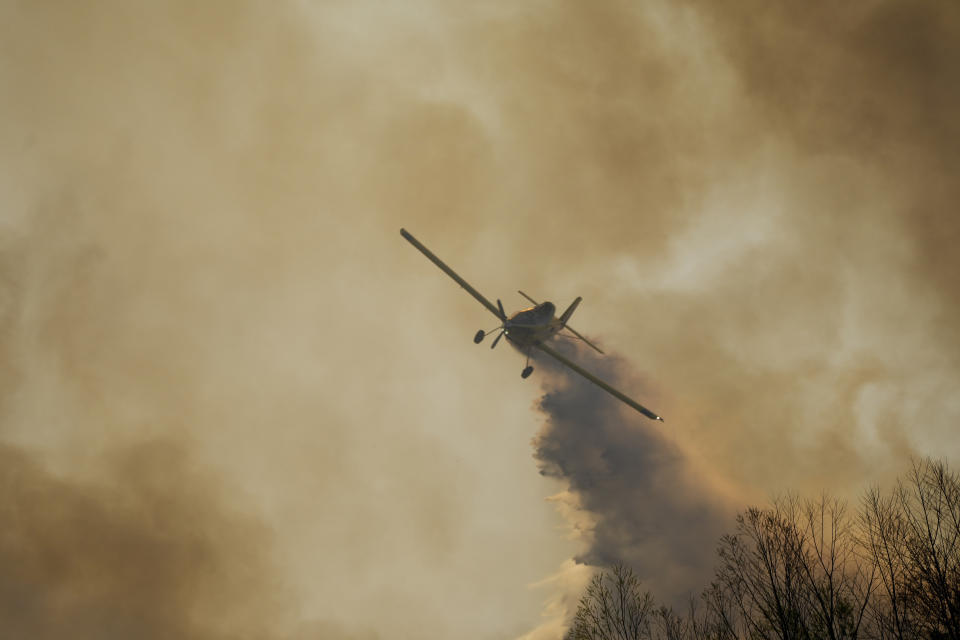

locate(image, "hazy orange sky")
(2, 1), (958, 638)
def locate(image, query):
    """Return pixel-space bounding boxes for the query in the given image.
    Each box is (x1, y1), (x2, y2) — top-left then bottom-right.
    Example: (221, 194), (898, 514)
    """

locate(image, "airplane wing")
(533, 341), (664, 421)
(401, 229), (505, 320)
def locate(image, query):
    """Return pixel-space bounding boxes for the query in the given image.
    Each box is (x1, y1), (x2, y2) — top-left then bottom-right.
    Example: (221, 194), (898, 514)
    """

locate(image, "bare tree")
(795, 494), (875, 640)
(704, 495), (874, 640)
(860, 486), (915, 640)
(654, 605), (693, 640)
(706, 500), (812, 640)
(861, 460), (960, 640)
(566, 564), (656, 640)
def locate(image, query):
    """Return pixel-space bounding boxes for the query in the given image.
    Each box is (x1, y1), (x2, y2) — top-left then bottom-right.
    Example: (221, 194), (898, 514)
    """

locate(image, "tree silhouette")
(566, 563), (656, 640)
(861, 460), (960, 640)
(705, 495), (873, 640)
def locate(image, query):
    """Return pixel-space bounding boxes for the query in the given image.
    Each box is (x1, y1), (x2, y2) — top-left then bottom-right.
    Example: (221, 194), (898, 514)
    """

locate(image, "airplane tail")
(560, 296), (605, 354)
(559, 297), (582, 326)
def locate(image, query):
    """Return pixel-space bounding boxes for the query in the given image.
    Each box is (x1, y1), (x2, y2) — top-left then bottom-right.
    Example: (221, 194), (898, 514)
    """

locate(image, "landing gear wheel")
(521, 366), (534, 379)
(473, 330), (485, 344)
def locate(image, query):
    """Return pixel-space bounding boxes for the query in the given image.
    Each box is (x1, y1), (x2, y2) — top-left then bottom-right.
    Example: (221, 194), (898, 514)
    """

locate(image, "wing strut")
(401, 229), (504, 320)
(534, 341), (663, 421)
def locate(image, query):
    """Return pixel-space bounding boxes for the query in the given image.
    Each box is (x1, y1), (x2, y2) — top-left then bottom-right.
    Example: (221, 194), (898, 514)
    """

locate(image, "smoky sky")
(2, 0), (960, 639)
(691, 0), (960, 332)
(0, 439), (286, 640)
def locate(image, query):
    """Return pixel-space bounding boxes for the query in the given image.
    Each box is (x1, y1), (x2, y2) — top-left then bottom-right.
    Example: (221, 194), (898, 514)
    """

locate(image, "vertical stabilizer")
(559, 297), (582, 326)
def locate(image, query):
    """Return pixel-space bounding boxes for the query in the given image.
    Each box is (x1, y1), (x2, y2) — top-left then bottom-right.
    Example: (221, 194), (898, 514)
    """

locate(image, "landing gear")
(521, 349), (534, 379)
(476, 326), (506, 346)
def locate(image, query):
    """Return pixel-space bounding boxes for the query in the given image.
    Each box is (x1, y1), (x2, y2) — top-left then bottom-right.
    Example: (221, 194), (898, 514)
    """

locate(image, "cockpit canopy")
(510, 301), (556, 325)
(534, 302), (556, 320)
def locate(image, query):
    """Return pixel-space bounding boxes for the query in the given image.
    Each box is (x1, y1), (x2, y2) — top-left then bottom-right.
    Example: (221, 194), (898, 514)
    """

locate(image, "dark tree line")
(566, 459), (960, 640)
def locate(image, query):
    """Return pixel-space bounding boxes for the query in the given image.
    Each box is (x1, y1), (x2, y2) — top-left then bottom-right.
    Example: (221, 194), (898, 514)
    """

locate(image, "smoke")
(3, 0), (960, 638)
(0, 439), (285, 639)
(685, 0), (960, 346)
(530, 341), (735, 608)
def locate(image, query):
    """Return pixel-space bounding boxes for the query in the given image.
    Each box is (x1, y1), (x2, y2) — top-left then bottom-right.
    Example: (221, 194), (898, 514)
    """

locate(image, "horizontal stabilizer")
(518, 290), (539, 306)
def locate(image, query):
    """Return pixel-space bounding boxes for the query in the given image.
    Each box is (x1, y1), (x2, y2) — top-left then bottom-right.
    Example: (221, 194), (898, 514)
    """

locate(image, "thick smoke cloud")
(0, 440), (283, 639)
(689, 0), (960, 345)
(531, 343), (734, 605)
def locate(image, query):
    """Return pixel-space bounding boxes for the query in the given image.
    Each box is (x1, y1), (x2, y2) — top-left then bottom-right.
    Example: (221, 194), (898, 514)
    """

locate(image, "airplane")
(400, 228), (664, 421)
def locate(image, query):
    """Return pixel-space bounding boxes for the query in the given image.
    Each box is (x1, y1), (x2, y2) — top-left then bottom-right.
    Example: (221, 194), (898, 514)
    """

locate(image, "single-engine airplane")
(400, 228), (664, 421)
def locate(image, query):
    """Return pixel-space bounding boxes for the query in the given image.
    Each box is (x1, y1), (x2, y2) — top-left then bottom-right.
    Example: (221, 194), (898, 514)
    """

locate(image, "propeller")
(490, 299), (507, 349)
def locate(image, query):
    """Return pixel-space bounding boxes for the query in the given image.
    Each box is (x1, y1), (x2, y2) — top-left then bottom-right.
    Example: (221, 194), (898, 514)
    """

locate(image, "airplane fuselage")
(503, 302), (564, 347)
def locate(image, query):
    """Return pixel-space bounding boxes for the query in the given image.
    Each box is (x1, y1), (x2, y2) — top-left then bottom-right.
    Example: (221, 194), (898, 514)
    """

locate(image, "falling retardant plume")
(529, 341), (735, 607)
